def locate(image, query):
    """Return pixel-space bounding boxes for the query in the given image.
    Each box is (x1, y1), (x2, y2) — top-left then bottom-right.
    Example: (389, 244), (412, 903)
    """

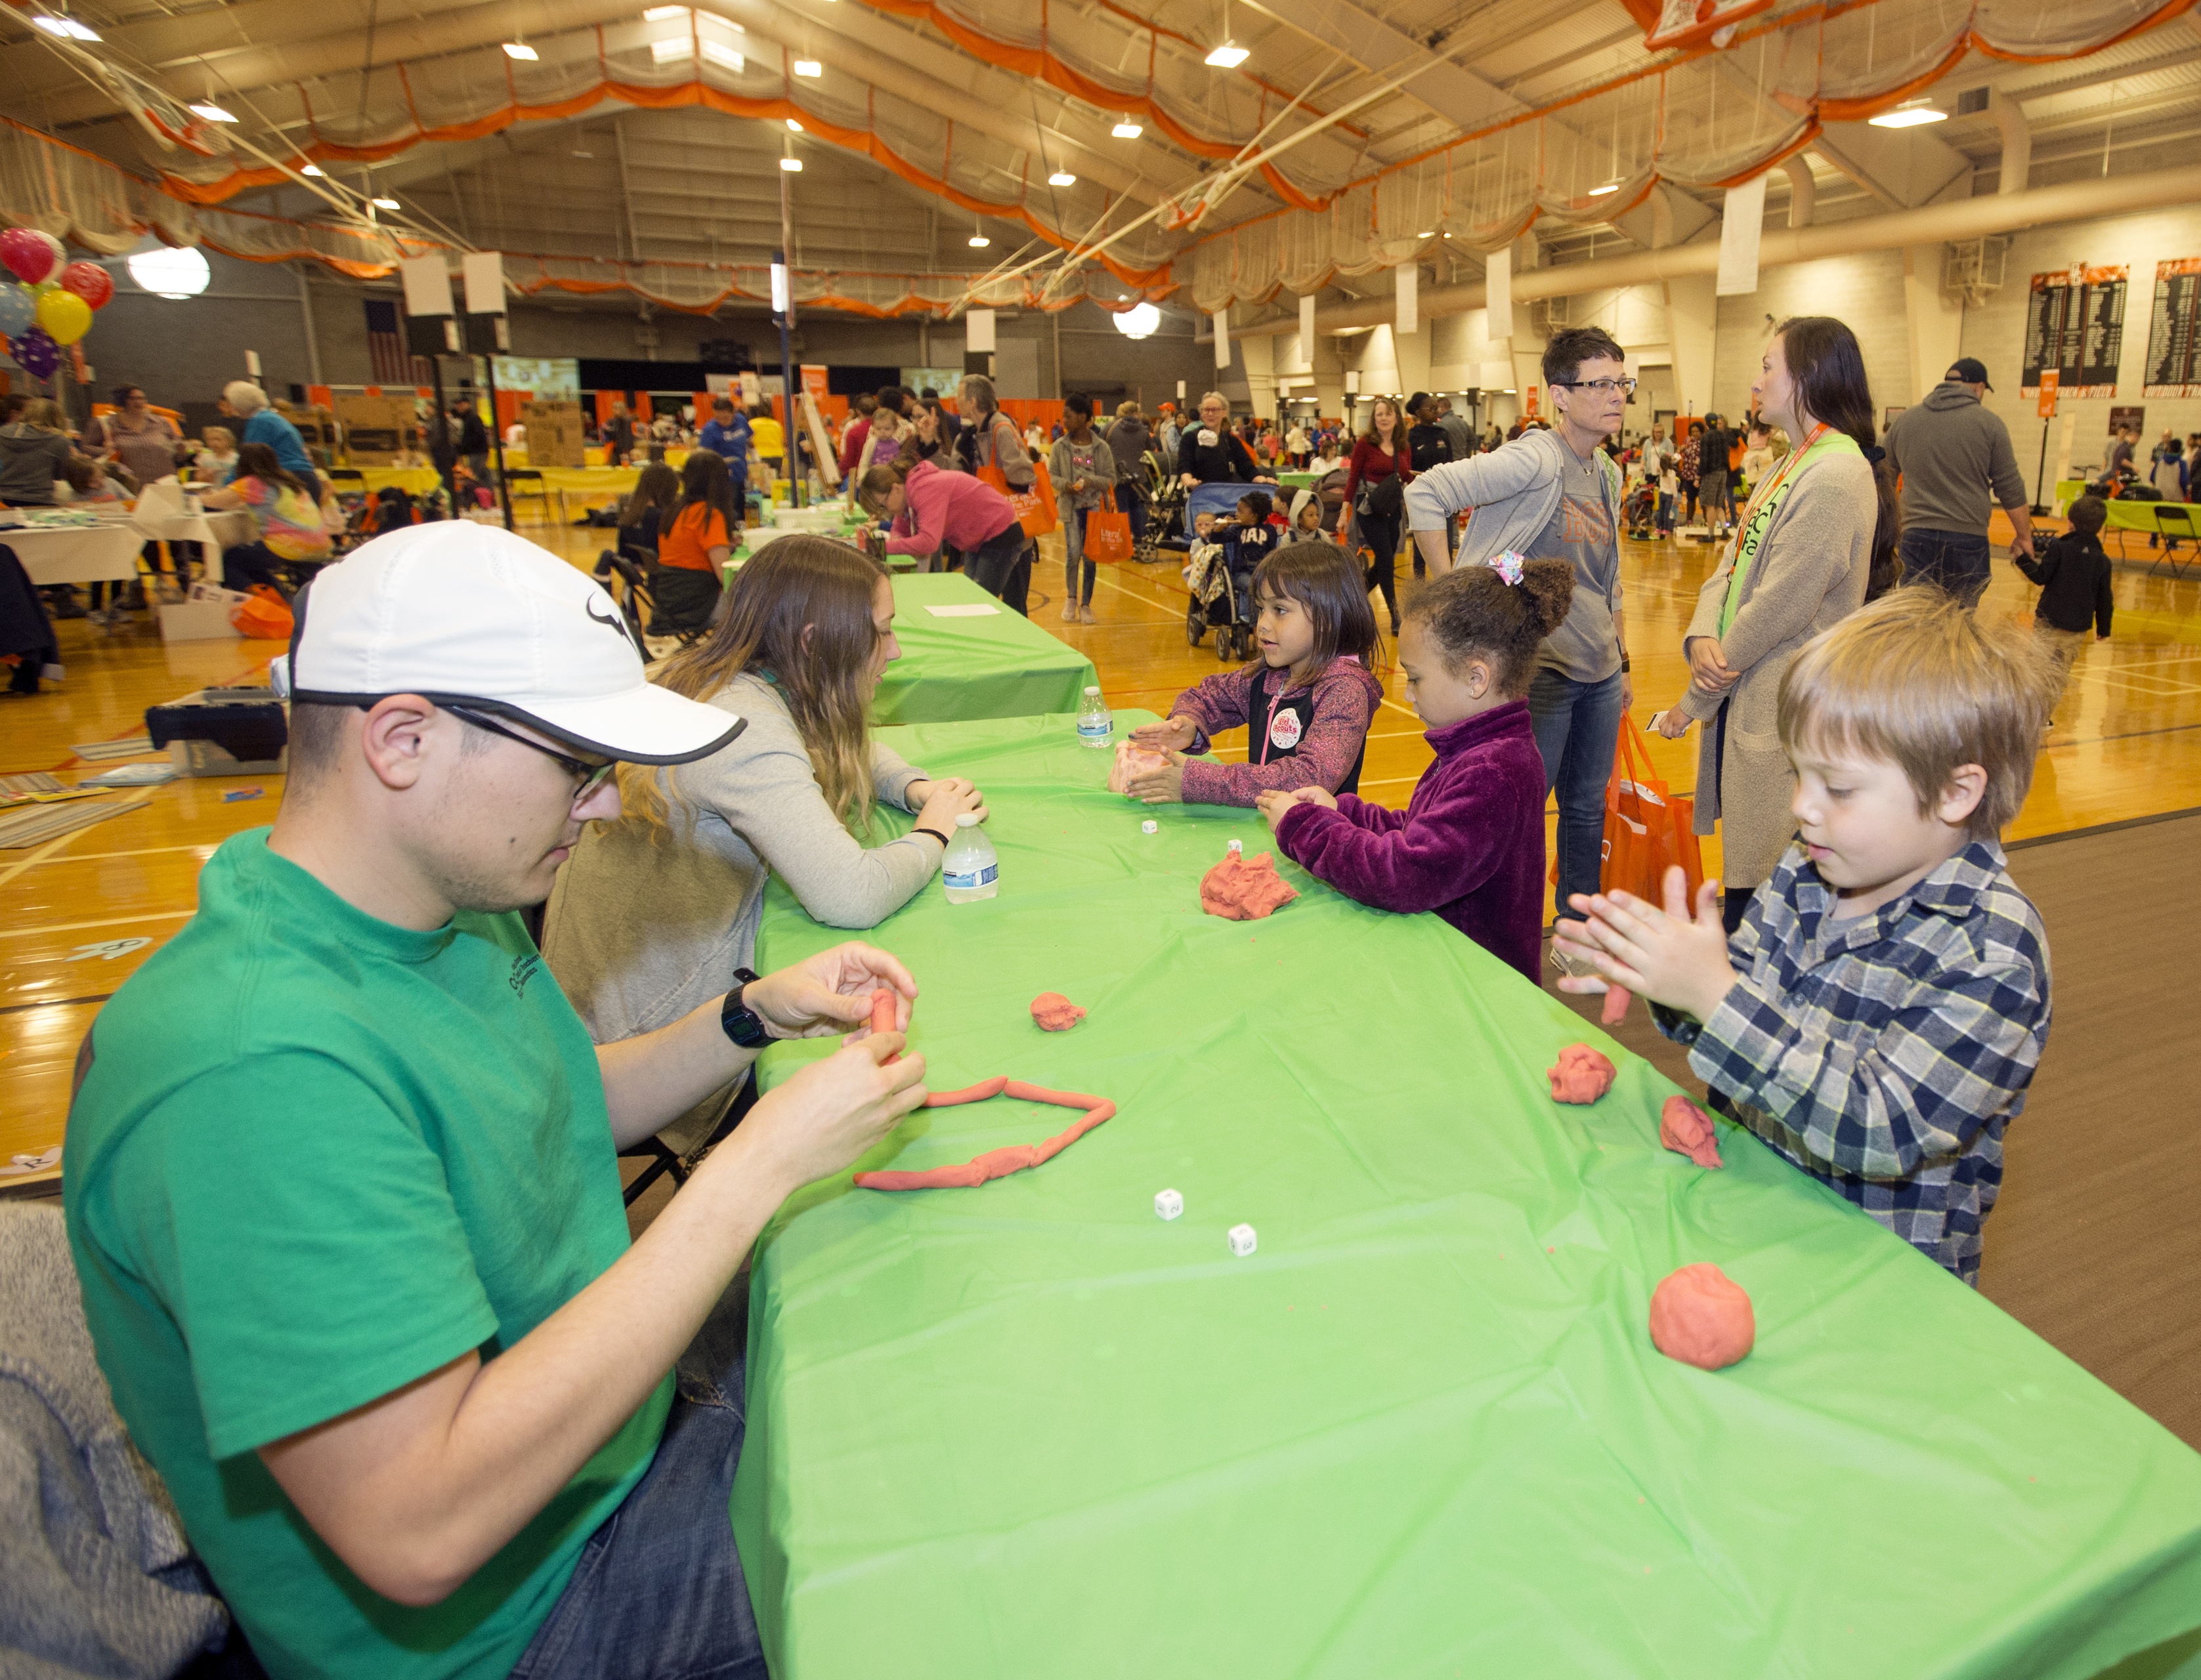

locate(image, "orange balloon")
(35, 285), (92, 346)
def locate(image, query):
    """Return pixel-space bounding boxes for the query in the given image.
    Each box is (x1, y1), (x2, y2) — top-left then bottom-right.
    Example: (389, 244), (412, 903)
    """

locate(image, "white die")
(1154, 1188), (1184, 1221)
(1227, 1223), (1257, 1257)
(1142, 820), (1159, 834)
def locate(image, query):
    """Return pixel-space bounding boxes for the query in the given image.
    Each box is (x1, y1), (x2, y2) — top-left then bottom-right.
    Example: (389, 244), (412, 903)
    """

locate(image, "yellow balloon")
(36, 286), (92, 346)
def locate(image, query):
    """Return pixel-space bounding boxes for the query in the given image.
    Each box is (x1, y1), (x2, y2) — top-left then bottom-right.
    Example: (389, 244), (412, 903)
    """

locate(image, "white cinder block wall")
(1709, 250), (1914, 427)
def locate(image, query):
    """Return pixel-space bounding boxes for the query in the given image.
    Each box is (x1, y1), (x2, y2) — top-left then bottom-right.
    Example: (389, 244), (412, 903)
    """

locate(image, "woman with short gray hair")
(954, 374), (1036, 614)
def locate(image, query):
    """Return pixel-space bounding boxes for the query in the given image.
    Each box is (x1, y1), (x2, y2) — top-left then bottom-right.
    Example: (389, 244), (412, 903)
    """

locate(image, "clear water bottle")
(941, 812), (998, 903)
(1076, 685), (1113, 749)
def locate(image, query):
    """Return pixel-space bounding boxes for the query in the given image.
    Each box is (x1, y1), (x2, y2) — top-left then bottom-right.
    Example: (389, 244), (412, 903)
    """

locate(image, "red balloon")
(60, 260), (114, 310)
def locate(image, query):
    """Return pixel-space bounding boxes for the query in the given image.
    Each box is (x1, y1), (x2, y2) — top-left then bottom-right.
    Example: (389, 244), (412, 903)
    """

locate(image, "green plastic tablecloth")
(866, 574), (1099, 726)
(735, 711), (2201, 1680)
(2053, 480), (2201, 534)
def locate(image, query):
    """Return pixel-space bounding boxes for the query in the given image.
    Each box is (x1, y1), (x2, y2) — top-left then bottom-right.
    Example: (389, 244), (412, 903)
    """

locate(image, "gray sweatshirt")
(1404, 427), (1626, 682)
(542, 671), (935, 1052)
(1885, 383), (2026, 536)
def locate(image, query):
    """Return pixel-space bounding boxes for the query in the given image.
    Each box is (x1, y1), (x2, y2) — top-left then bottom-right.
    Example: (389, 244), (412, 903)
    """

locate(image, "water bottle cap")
(1084, 685), (1101, 695)
(954, 812), (983, 828)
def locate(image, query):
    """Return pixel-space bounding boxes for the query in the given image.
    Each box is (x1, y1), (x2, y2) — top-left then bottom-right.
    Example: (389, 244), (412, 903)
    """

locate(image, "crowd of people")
(25, 300), (2142, 1680)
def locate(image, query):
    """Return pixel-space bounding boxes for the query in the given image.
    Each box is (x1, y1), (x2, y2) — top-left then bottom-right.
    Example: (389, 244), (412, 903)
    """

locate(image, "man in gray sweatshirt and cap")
(1884, 357), (2034, 606)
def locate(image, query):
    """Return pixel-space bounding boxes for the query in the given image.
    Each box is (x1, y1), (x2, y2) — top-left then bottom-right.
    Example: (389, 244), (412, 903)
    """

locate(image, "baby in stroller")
(1184, 490), (1279, 662)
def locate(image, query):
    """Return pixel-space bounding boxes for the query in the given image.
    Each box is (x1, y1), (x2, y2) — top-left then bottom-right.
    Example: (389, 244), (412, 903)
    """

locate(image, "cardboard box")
(520, 398), (586, 468)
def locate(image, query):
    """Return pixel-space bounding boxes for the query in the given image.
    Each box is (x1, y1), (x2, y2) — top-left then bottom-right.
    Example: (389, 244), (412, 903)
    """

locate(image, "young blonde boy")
(1554, 590), (2056, 1284)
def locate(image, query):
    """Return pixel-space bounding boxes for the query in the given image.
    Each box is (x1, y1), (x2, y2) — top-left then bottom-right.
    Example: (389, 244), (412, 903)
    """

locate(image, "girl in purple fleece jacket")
(1258, 557), (1574, 984)
(1124, 541), (1384, 806)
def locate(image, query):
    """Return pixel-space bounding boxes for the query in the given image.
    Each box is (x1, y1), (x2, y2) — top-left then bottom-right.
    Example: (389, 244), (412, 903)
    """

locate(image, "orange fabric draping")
(152, 76), (1176, 295)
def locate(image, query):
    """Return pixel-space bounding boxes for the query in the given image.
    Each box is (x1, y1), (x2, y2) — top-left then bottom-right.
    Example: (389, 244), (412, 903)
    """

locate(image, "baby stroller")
(1622, 476), (1657, 540)
(1134, 450), (1186, 565)
(1182, 483), (1275, 662)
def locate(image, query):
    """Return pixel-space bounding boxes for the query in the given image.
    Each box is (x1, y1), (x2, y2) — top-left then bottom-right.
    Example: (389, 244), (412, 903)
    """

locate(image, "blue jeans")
(1528, 666), (1625, 927)
(509, 1328), (765, 1680)
(1899, 528), (1991, 605)
(1063, 505), (1094, 606)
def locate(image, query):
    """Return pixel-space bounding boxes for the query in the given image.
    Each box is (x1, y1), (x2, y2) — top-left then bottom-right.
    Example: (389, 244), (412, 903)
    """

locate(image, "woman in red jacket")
(1344, 396), (1409, 634)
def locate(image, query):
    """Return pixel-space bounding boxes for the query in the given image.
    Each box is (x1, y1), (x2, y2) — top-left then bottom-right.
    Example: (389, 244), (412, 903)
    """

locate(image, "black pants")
(1357, 511), (1401, 627)
(647, 564), (722, 635)
(965, 526), (1033, 616)
(1115, 480), (1146, 549)
(222, 541), (285, 593)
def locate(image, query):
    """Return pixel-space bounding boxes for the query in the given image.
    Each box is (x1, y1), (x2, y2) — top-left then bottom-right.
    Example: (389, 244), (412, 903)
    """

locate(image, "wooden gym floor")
(7, 508), (2200, 1210)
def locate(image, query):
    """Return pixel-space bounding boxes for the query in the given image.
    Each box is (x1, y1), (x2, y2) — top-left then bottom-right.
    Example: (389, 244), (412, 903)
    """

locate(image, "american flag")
(364, 299), (429, 387)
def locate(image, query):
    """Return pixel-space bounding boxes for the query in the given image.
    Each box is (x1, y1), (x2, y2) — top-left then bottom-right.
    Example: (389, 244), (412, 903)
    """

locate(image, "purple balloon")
(10, 325), (59, 379)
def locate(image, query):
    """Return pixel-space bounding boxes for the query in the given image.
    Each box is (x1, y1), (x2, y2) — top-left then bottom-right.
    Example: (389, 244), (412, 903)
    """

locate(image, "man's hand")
(1620, 669), (1635, 713)
(1257, 786), (1333, 831)
(1685, 636), (1737, 692)
(737, 1032), (930, 1199)
(1551, 866), (1737, 1022)
(1124, 753), (1187, 805)
(1131, 714), (1199, 752)
(742, 942), (917, 1041)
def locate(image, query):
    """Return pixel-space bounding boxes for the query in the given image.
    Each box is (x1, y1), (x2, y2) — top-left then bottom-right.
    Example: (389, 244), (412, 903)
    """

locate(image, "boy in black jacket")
(2015, 494), (2114, 713)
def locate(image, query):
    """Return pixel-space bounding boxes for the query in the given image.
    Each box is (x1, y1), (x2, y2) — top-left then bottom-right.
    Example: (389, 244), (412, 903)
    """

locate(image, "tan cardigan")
(1677, 450), (1875, 889)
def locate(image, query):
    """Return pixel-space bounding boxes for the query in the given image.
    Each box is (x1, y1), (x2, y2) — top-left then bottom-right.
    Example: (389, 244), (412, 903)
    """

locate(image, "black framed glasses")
(1554, 377), (1639, 396)
(445, 706), (618, 803)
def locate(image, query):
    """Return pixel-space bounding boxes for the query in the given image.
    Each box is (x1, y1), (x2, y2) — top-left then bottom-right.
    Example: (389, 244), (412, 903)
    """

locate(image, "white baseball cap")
(271, 522), (742, 765)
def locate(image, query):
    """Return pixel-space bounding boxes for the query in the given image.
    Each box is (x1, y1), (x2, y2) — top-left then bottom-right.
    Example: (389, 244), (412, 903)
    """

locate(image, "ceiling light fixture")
(792, 58), (821, 76)
(1205, 0), (1248, 67)
(32, 14), (100, 40)
(188, 102), (238, 123)
(780, 156), (801, 170)
(786, 117), (803, 131)
(1048, 170), (1076, 187)
(299, 163), (324, 177)
(1112, 118), (1143, 139)
(1417, 230), (1434, 239)
(502, 40), (538, 60)
(373, 196), (400, 209)
(1112, 301), (1161, 339)
(969, 232), (991, 247)
(1588, 181), (1619, 196)
(127, 245), (210, 299)
(1869, 98), (1947, 129)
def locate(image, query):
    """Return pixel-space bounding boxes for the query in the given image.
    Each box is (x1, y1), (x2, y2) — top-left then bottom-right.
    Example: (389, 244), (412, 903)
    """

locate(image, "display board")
(2144, 259), (2201, 398)
(519, 399), (587, 468)
(799, 388), (841, 490)
(2022, 264), (2127, 398)
(490, 356), (578, 398)
(333, 393), (422, 465)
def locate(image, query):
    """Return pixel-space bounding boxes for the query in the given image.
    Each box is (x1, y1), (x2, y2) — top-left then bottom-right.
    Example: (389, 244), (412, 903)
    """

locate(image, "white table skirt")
(3, 522), (146, 586)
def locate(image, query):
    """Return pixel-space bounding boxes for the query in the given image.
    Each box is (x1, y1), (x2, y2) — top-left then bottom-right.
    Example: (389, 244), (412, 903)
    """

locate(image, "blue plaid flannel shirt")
(1656, 839), (2051, 1284)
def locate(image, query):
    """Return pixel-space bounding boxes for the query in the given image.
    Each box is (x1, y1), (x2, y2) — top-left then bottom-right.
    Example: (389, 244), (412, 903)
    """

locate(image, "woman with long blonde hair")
(543, 537), (985, 1143)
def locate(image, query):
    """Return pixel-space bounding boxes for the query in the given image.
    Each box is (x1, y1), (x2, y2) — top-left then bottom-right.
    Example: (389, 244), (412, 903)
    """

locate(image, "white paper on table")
(924, 603), (1002, 617)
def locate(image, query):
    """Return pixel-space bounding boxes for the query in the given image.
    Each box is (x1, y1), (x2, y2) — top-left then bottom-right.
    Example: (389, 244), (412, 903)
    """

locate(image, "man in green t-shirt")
(64, 523), (931, 1680)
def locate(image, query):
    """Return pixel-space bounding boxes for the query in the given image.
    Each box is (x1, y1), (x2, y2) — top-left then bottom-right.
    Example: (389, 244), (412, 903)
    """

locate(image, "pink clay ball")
(1649, 1262), (1755, 1371)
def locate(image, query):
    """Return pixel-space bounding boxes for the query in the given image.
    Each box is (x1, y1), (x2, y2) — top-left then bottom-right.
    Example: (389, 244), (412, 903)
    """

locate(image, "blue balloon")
(0, 285), (33, 339)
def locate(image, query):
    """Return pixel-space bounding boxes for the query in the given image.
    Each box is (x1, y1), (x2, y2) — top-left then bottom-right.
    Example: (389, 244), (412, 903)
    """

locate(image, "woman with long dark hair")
(1652, 315), (1892, 930)
(544, 536), (987, 1146)
(1344, 396), (1409, 633)
(198, 440), (331, 593)
(652, 449), (740, 633)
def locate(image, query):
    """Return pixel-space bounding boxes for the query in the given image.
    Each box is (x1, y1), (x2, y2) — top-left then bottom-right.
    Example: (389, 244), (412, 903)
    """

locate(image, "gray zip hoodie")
(1404, 427), (1625, 682)
(1884, 383), (2026, 537)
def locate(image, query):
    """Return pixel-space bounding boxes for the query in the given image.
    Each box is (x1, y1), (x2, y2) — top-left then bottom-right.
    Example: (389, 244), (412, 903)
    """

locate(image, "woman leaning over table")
(544, 536), (987, 1150)
(1651, 315), (1892, 933)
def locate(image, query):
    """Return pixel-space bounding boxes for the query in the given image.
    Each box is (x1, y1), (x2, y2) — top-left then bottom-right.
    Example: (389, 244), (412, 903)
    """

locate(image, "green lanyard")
(1718, 426), (1860, 636)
